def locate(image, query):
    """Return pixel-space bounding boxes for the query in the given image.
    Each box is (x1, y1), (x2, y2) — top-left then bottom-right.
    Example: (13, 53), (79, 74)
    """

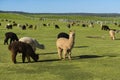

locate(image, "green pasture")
(0, 13), (120, 80)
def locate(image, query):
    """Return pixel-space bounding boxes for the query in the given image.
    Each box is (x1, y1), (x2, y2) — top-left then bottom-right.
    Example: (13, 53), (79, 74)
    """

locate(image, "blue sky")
(0, 0), (120, 13)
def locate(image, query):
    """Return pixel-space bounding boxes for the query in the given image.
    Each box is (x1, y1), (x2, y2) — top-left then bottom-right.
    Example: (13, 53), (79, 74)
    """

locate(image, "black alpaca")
(67, 24), (71, 28)
(8, 41), (39, 63)
(55, 25), (60, 29)
(57, 32), (69, 39)
(101, 25), (110, 31)
(6, 24), (13, 29)
(21, 25), (26, 30)
(4, 32), (19, 45)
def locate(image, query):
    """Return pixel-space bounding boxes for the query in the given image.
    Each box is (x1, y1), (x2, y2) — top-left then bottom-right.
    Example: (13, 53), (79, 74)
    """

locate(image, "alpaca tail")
(33, 39), (45, 49)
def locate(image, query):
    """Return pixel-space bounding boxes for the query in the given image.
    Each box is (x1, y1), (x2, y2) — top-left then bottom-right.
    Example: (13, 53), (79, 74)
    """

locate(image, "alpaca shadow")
(14, 61), (36, 64)
(72, 55), (103, 60)
(102, 54), (117, 57)
(74, 46), (88, 48)
(38, 52), (57, 55)
(86, 36), (103, 39)
(38, 59), (60, 62)
(115, 38), (120, 40)
(79, 55), (103, 59)
(15, 59), (60, 64)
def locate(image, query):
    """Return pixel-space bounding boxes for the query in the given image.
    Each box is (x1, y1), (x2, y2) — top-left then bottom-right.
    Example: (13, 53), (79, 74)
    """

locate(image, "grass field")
(0, 13), (120, 80)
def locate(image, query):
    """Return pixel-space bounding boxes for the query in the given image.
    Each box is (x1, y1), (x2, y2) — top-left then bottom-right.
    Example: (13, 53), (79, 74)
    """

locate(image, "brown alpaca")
(8, 41), (39, 64)
(109, 29), (116, 40)
(56, 30), (75, 60)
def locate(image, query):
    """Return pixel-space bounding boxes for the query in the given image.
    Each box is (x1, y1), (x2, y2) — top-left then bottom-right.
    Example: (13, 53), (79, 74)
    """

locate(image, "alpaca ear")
(69, 30), (75, 32)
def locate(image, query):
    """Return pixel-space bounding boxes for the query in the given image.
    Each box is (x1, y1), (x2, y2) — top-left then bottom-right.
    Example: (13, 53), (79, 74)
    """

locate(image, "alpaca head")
(33, 54), (39, 62)
(69, 30), (75, 38)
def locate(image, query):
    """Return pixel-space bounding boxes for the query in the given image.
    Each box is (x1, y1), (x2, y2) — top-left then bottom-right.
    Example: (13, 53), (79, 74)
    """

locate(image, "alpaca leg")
(57, 48), (62, 59)
(63, 50), (67, 60)
(68, 51), (72, 60)
(12, 52), (17, 64)
(112, 37), (114, 40)
(22, 53), (26, 63)
(110, 36), (115, 40)
(4, 37), (9, 45)
(26, 54), (31, 62)
(22, 53), (31, 63)
(32, 45), (36, 52)
(113, 36), (115, 40)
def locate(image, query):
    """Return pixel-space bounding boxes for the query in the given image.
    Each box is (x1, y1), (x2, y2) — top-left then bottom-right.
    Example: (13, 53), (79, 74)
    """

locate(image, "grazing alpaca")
(100, 23), (110, 31)
(56, 30), (75, 60)
(21, 25), (26, 30)
(57, 32), (69, 39)
(67, 24), (71, 28)
(5, 24), (12, 29)
(101, 25), (110, 31)
(19, 37), (45, 52)
(8, 41), (39, 63)
(55, 24), (60, 29)
(109, 29), (116, 40)
(4, 32), (19, 45)
(82, 24), (88, 27)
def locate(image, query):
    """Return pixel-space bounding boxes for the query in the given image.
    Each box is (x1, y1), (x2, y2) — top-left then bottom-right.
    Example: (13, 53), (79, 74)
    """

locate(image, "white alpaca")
(19, 37), (45, 51)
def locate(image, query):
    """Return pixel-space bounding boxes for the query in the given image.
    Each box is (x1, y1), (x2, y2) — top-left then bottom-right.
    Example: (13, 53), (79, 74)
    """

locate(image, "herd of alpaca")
(5, 28), (116, 63)
(4, 32), (45, 63)
(5, 30), (75, 63)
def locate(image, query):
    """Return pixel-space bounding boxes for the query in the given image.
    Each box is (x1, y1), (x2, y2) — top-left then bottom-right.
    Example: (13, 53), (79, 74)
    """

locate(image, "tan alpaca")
(109, 30), (116, 40)
(56, 30), (75, 60)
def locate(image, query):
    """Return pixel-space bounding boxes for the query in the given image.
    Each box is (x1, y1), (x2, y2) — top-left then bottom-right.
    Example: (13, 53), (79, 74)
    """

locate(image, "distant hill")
(0, 10), (120, 17)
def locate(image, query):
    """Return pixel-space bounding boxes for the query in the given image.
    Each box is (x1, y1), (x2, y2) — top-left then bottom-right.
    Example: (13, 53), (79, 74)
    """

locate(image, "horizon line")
(0, 10), (120, 14)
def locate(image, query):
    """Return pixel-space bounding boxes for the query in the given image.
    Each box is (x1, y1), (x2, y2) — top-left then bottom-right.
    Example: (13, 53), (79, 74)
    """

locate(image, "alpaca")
(101, 25), (110, 31)
(21, 25), (26, 30)
(57, 32), (69, 39)
(8, 41), (39, 63)
(100, 23), (110, 31)
(55, 24), (60, 29)
(4, 32), (19, 45)
(56, 30), (75, 60)
(82, 24), (88, 27)
(109, 29), (116, 40)
(19, 37), (45, 52)
(67, 24), (71, 28)
(5, 24), (12, 29)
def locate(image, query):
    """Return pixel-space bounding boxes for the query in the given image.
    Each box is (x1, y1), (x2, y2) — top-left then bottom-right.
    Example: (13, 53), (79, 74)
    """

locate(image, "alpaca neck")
(69, 36), (74, 43)
(68, 36), (75, 47)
